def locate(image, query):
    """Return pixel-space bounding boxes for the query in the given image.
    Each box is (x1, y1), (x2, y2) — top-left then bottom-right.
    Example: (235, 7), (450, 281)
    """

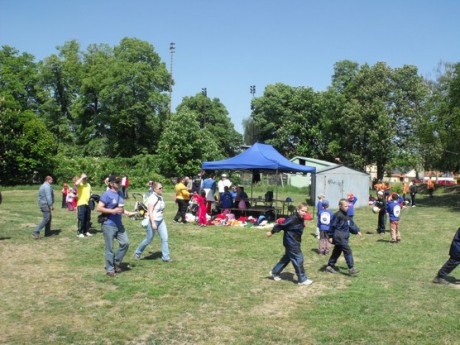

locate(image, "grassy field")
(0, 187), (459, 345)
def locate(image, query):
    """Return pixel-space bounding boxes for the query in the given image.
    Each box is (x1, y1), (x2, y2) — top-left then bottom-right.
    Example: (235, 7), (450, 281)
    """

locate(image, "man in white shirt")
(217, 174), (232, 201)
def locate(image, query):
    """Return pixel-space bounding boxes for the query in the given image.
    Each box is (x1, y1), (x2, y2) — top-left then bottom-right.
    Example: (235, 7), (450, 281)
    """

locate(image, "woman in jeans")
(97, 175), (135, 277)
(134, 182), (172, 262)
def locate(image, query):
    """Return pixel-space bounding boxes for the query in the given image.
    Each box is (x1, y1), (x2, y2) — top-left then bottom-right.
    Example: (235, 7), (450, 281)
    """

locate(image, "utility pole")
(201, 88), (207, 128)
(250, 85), (256, 144)
(169, 42), (175, 116)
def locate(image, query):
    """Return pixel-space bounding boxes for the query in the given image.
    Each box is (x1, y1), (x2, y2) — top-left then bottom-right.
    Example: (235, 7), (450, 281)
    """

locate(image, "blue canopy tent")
(202, 143), (316, 217)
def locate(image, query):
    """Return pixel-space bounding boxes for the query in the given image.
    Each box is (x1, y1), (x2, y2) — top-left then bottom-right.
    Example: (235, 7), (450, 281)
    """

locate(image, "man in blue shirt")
(97, 175), (135, 277)
(32, 176), (54, 239)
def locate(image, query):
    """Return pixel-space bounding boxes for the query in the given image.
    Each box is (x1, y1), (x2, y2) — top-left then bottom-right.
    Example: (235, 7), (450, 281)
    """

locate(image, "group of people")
(30, 173), (460, 283)
(172, 172), (250, 226)
(267, 198), (362, 286)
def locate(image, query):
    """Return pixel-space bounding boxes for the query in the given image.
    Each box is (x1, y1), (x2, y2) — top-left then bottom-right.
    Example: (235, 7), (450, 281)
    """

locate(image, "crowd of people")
(29, 173), (459, 283)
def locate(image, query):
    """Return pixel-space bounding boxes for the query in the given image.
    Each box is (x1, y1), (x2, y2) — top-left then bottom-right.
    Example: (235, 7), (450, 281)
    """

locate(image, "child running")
(326, 199), (362, 275)
(317, 200), (334, 255)
(266, 202), (313, 286)
(194, 190), (208, 227)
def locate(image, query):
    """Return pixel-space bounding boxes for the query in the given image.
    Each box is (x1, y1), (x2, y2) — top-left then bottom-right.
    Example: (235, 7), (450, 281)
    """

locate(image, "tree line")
(246, 60), (460, 179)
(1, 37), (459, 185)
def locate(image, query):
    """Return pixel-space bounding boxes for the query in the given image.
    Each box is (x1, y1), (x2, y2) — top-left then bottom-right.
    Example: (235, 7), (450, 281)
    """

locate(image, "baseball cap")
(322, 200), (329, 207)
(222, 174), (227, 177)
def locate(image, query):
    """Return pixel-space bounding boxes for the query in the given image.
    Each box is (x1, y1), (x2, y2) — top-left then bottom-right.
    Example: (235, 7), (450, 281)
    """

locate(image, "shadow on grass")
(0, 237), (12, 241)
(319, 265), (359, 276)
(273, 272), (296, 283)
(44, 229), (62, 237)
(142, 251), (163, 260)
(417, 189), (460, 212)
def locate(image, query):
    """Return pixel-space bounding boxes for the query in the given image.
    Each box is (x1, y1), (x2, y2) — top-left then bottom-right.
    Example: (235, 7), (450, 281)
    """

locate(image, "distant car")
(437, 179), (456, 185)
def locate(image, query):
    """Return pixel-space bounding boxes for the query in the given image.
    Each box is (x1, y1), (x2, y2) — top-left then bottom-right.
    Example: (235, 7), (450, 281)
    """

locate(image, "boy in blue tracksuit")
(266, 202), (313, 286)
(433, 227), (460, 285)
(326, 199), (362, 275)
(317, 200), (334, 255)
(386, 193), (404, 243)
(346, 193), (358, 219)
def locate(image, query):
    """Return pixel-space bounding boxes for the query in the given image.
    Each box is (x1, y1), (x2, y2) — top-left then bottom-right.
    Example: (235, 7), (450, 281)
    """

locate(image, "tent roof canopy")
(202, 143), (316, 173)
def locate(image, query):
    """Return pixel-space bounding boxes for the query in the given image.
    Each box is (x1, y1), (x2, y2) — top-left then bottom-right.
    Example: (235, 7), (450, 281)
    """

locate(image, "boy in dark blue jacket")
(326, 199), (362, 275)
(433, 227), (460, 285)
(266, 202), (313, 286)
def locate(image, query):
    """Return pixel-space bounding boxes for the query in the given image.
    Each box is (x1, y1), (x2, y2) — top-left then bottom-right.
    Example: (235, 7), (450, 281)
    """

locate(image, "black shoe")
(433, 276), (449, 285)
(349, 267), (360, 275)
(326, 265), (338, 274)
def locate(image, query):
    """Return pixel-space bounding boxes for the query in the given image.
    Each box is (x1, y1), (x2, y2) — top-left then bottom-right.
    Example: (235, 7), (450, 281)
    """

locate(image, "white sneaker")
(269, 271), (282, 281)
(85, 232), (93, 237)
(77, 233), (85, 238)
(298, 279), (313, 286)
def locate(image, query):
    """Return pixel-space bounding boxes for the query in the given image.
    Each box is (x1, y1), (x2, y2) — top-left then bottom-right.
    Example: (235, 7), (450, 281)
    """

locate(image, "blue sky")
(1, 0), (459, 133)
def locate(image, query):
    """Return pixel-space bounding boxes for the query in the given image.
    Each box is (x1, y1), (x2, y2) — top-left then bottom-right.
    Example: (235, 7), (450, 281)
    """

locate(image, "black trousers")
(328, 243), (354, 269)
(377, 212), (386, 233)
(174, 199), (189, 223)
(438, 257), (460, 277)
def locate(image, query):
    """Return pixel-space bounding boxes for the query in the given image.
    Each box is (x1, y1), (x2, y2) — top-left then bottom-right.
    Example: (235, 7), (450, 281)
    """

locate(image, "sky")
(1, 0), (459, 134)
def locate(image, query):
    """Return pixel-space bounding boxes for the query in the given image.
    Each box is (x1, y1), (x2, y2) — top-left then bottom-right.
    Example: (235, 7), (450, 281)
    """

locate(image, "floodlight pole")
(169, 42), (175, 117)
(250, 85), (256, 144)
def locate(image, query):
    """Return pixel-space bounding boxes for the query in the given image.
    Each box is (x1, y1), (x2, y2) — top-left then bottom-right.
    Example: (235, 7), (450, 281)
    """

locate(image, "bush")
(51, 154), (170, 188)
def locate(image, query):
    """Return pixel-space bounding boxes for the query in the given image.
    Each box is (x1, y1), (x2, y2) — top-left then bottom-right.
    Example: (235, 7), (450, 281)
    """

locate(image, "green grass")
(0, 188), (459, 344)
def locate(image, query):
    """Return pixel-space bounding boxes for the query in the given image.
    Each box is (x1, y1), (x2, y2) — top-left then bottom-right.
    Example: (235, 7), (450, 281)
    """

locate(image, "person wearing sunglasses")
(134, 182), (172, 262)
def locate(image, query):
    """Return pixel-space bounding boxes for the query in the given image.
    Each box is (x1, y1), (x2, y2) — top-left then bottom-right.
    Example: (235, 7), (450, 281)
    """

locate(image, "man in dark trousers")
(433, 227), (460, 285)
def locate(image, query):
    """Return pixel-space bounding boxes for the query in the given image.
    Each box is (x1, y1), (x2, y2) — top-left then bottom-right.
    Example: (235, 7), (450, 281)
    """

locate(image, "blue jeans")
(33, 205), (52, 236)
(102, 224), (130, 273)
(272, 245), (307, 283)
(135, 219), (170, 261)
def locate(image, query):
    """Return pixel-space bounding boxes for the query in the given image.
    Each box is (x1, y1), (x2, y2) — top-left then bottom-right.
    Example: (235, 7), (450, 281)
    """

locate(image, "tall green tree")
(420, 62), (460, 171)
(71, 43), (114, 156)
(332, 61), (428, 178)
(250, 83), (329, 158)
(101, 38), (170, 157)
(0, 105), (56, 184)
(176, 93), (243, 157)
(38, 40), (83, 147)
(0, 45), (41, 112)
(156, 109), (223, 177)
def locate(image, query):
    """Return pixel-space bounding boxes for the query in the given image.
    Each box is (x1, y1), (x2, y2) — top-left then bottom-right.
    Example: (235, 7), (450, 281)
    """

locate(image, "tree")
(420, 62), (460, 171)
(0, 45), (41, 112)
(38, 40), (83, 147)
(101, 38), (170, 157)
(332, 61), (428, 179)
(71, 43), (114, 156)
(250, 83), (330, 158)
(156, 109), (223, 177)
(176, 93), (243, 157)
(0, 105), (56, 185)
